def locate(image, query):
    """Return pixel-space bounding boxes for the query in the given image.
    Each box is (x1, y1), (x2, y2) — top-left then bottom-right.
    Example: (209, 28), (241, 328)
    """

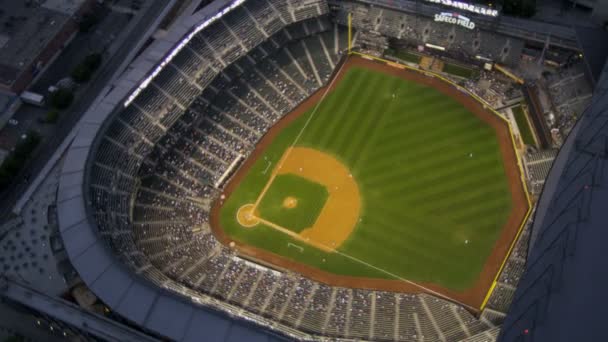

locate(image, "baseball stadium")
(38, 0), (605, 341)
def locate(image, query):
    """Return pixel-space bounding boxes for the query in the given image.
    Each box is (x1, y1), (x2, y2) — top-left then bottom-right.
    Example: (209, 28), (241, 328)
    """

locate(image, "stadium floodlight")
(124, 0), (246, 107)
(425, 43), (446, 51)
(425, 0), (499, 17)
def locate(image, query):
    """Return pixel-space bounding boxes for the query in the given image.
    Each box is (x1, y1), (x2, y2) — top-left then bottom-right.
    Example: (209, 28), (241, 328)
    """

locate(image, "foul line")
(252, 150), (291, 209)
(252, 211), (476, 311)
(330, 248), (478, 311)
(252, 58), (351, 212)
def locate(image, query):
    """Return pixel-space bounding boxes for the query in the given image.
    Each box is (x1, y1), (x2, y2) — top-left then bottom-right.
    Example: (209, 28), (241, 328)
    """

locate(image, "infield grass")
(257, 174), (329, 234)
(220, 65), (512, 291)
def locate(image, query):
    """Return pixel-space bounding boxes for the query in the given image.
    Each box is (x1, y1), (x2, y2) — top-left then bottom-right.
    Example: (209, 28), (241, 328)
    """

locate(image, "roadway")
(0, 0), (172, 221)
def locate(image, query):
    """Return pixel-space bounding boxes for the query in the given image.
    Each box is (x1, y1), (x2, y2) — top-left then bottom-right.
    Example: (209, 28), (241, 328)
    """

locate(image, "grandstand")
(49, 0), (584, 341)
(546, 64), (594, 139)
(333, 1), (525, 66)
(523, 150), (558, 195)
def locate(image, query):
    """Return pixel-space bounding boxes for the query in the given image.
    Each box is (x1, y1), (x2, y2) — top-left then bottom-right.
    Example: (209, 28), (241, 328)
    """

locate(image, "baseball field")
(213, 56), (528, 308)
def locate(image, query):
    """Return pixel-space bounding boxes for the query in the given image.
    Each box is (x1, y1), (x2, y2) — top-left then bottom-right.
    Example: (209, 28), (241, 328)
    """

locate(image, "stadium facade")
(51, 0), (604, 341)
(499, 57), (608, 342)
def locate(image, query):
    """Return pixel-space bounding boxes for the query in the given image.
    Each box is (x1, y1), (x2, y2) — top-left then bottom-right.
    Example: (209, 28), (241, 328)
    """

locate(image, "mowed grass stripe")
(361, 129), (498, 184)
(355, 206), (479, 280)
(411, 175), (509, 215)
(435, 183), (510, 212)
(318, 75), (389, 160)
(350, 84), (410, 170)
(343, 216), (458, 271)
(382, 101), (466, 136)
(382, 109), (488, 146)
(376, 128), (493, 171)
(374, 125), (496, 167)
(361, 204), (494, 264)
(330, 94), (385, 163)
(339, 77), (404, 163)
(384, 84), (447, 113)
(341, 231), (457, 279)
(304, 72), (368, 144)
(381, 161), (505, 201)
(377, 111), (492, 156)
(306, 70), (380, 146)
(374, 168), (504, 212)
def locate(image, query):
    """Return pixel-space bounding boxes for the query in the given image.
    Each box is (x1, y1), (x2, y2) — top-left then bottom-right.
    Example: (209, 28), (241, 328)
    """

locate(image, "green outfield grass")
(220, 66), (513, 291)
(385, 48), (421, 64)
(257, 174), (328, 233)
(512, 105), (537, 147)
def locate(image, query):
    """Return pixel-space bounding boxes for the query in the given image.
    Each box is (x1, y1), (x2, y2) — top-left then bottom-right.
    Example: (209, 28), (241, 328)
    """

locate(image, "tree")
(44, 110), (60, 123)
(84, 53), (102, 71)
(0, 131), (41, 190)
(71, 63), (92, 83)
(49, 89), (74, 109)
(71, 53), (103, 83)
(79, 14), (99, 33)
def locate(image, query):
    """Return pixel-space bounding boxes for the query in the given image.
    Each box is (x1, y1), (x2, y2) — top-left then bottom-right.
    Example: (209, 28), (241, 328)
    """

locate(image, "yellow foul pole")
(348, 13), (352, 54)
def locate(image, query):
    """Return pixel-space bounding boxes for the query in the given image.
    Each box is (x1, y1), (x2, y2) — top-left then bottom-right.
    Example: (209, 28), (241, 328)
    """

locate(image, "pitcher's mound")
(283, 196), (298, 209)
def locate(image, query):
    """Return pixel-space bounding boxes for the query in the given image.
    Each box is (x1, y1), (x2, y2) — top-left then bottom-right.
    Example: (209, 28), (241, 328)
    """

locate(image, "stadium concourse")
(37, 0), (586, 341)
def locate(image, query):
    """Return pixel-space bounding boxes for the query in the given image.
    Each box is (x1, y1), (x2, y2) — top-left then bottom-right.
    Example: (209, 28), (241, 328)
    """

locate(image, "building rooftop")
(0, 0), (87, 88)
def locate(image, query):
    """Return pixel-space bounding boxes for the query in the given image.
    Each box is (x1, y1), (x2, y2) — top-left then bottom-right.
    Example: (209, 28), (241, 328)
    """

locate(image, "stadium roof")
(56, 1), (286, 340)
(500, 60), (608, 341)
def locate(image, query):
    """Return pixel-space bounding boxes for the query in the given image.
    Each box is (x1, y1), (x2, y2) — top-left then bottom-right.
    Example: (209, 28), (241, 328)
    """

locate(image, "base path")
(211, 55), (529, 311)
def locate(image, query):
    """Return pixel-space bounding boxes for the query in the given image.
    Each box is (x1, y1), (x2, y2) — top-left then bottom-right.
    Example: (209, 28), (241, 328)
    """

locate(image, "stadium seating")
(335, 1), (524, 66)
(524, 149), (557, 195)
(84, 0), (534, 340)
